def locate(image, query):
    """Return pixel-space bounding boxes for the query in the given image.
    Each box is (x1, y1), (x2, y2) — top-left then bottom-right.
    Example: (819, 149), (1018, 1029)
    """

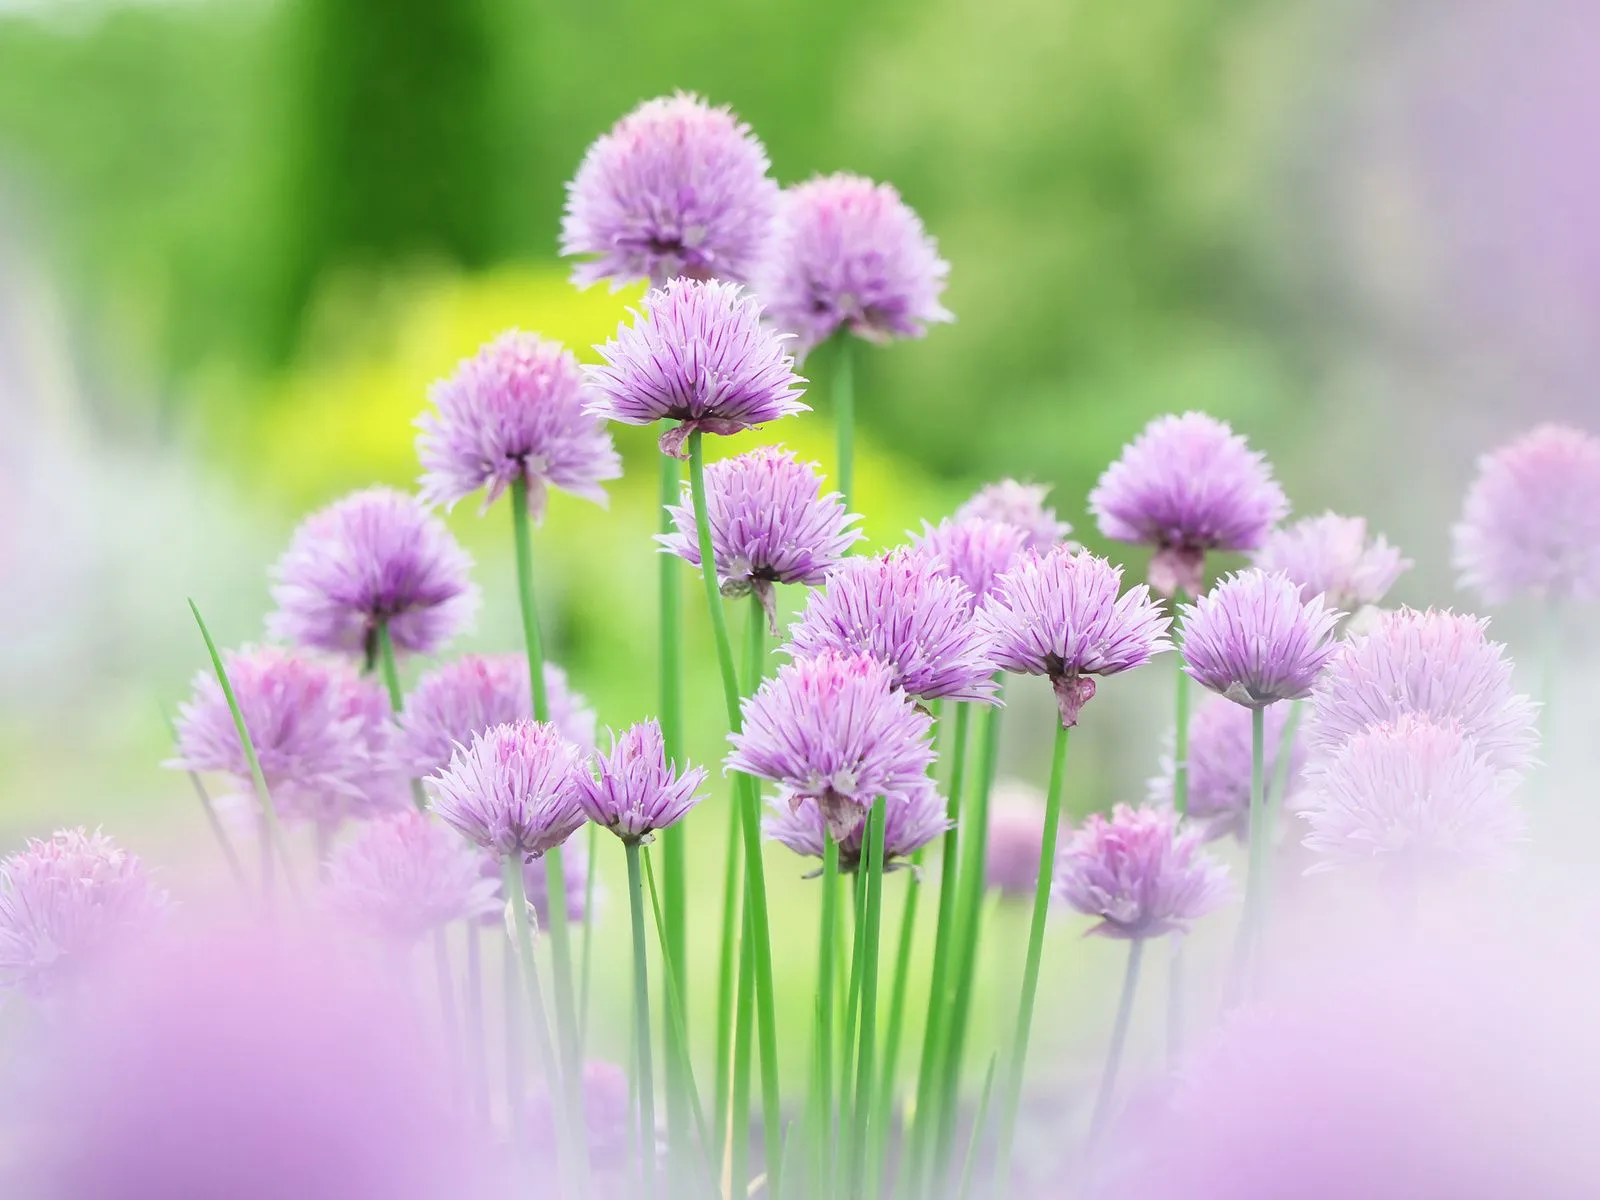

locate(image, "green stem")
(180, 761), (251, 895)
(375, 620), (428, 812)
(1228, 706), (1270, 999)
(502, 932), (527, 1167)
(1167, 627), (1191, 1067)
(872, 856), (922, 1195)
(812, 833), (841, 1189)
(578, 822), (600, 1055)
(1257, 700), (1303, 945)
(626, 842), (658, 1197)
(841, 863), (868, 1147)
(732, 900), (757, 1200)
(954, 1056), (998, 1200)
(850, 798), (888, 1198)
(432, 927), (461, 1082)
(834, 334), (856, 511)
(715, 793), (745, 1172)
(465, 923), (490, 1124)
(1086, 939), (1146, 1149)
(509, 475), (551, 721)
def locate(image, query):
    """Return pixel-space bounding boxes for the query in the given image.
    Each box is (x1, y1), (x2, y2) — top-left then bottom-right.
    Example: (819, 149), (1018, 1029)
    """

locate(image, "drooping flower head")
(586, 278), (808, 458)
(728, 651), (937, 841)
(787, 549), (1000, 705)
(323, 811), (498, 942)
(427, 720), (587, 860)
(955, 478), (1074, 554)
(658, 445), (861, 629)
(561, 92), (779, 290)
(762, 785), (949, 873)
(1148, 695), (1306, 842)
(1453, 423), (1600, 606)
(0, 829), (168, 998)
(397, 654), (596, 779)
(1305, 608), (1539, 775)
(1180, 570), (1341, 709)
(752, 172), (952, 355)
(1300, 716), (1525, 873)
(978, 546), (1171, 727)
(268, 487), (478, 662)
(1090, 412), (1290, 596)
(417, 330), (621, 518)
(1253, 513), (1411, 614)
(1055, 804), (1233, 939)
(911, 516), (1031, 609)
(576, 720), (708, 844)
(984, 780), (1047, 898)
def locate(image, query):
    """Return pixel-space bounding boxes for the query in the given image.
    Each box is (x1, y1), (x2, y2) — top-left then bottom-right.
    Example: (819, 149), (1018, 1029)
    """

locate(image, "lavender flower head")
(428, 720), (587, 860)
(268, 487), (478, 661)
(561, 92), (779, 290)
(1090, 412), (1290, 596)
(752, 172), (952, 355)
(397, 654), (596, 779)
(1180, 570), (1342, 708)
(978, 545), (1171, 727)
(658, 445), (861, 629)
(1304, 608), (1539, 775)
(417, 330), (622, 518)
(762, 785), (949, 873)
(1300, 716), (1525, 873)
(576, 720), (708, 844)
(912, 516), (1030, 609)
(1253, 512), (1411, 614)
(1055, 804), (1232, 939)
(324, 811), (498, 942)
(787, 549), (1000, 705)
(985, 780), (1047, 898)
(586, 277), (808, 457)
(0, 829), (167, 998)
(728, 651), (937, 841)
(955, 478), (1074, 553)
(1453, 423), (1600, 605)
(1148, 695), (1306, 842)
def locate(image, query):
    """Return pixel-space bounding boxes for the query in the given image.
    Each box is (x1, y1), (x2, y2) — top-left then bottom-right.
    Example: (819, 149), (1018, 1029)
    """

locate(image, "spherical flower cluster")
(427, 720), (587, 860)
(268, 487), (478, 661)
(323, 811), (498, 942)
(561, 92), (778, 290)
(762, 787), (949, 873)
(417, 330), (621, 518)
(576, 720), (707, 844)
(1090, 412), (1290, 596)
(1253, 513), (1411, 613)
(1179, 570), (1342, 709)
(955, 478), (1074, 554)
(978, 546), (1170, 727)
(728, 651), (938, 842)
(911, 517), (1030, 609)
(752, 172), (951, 354)
(658, 445), (860, 629)
(1054, 804), (1232, 939)
(1148, 696), (1305, 843)
(1452, 423), (1600, 606)
(586, 278), (808, 458)
(787, 549), (999, 704)
(984, 781), (1047, 898)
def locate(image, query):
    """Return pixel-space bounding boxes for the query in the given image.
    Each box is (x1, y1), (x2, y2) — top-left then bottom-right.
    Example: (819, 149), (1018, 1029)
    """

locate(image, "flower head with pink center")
(955, 479), (1074, 554)
(911, 516), (1031, 610)
(324, 811), (498, 942)
(1179, 570), (1342, 709)
(1253, 512), (1411, 613)
(576, 720), (708, 844)
(762, 785), (949, 874)
(427, 720), (587, 860)
(1148, 695), (1306, 843)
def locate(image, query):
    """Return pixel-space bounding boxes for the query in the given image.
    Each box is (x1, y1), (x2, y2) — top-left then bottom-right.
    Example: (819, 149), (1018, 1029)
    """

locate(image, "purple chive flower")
(0, 829), (167, 998)
(1179, 570), (1342, 708)
(787, 549), (1000, 705)
(1453, 423), (1600, 606)
(170, 646), (408, 828)
(1300, 716), (1524, 873)
(323, 811), (498, 942)
(911, 516), (1031, 609)
(955, 479), (1075, 554)
(576, 720), (708, 844)
(728, 651), (938, 841)
(397, 654), (596, 779)
(658, 445), (862, 629)
(978, 545), (1171, 727)
(752, 172), (952, 355)
(1054, 804), (1233, 939)
(268, 487), (478, 662)
(586, 277), (809, 458)
(427, 720), (587, 860)
(1090, 412), (1290, 597)
(762, 785), (949, 873)
(1304, 608), (1539, 775)
(417, 330), (622, 519)
(561, 92), (779, 291)
(985, 782), (1047, 898)
(1253, 513), (1411, 613)
(1148, 695), (1306, 843)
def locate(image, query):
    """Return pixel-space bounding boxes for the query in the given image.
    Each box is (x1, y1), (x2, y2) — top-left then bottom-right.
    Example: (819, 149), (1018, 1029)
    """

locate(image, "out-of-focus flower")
(1254, 513), (1411, 613)
(530, 1060), (633, 1162)
(417, 331), (621, 519)
(752, 172), (951, 354)
(978, 546), (1170, 727)
(956, 479), (1074, 554)
(1453, 423), (1600, 606)
(268, 487), (478, 662)
(658, 445), (860, 629)
(1148, 696), (1306, 843)
(787, 550), (1000, 705)
(575, 720), (707, 844)
(912, 517), (1030, 609)
(1090, 412), (1289, 597)
(762, 785), (949, 873)
(585, 278), (807, 458)
(1055, 804), (1232, 939)
(324, 811), (498, 942)
(985, 781), (1047, 898)
(428, 721), (587, 860)
(0, 829), (167, 999)
(474, 836), (593, 930)
(1179, 570), (1341, 709)
(728, 651), (937, 841)
(561, 92), (779, 290)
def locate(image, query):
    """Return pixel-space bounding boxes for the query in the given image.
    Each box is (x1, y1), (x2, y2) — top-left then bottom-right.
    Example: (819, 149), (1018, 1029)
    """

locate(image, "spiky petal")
(324, 811), (498, 942)
(576, 720), (708, 844)
(1179, 570), (1341, 709)
(955, 479), (1074, 554)
(912, 516), (1031, 609)
(427, 720), (587, 860)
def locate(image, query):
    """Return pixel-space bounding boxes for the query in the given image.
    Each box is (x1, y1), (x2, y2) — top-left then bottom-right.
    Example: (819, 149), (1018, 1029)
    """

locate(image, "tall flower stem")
(178, 758), (251, 894)
(1229, 706), (1270, 997)
(432, 929), (462, 1085)
(1086, 939), (1146, 1150)
(834, 334), (856, 510)
(992, 720), (1071, 1194)
(502, 934), (527, 1163)
(625, 841), (658, 1197)
(465, 923), (490, 1123)
(810, 832), (841, 1190)
(658, 452), (691, 1159)
(374, 621), (429, 812)
(578, 822), (600, 1054)
(1257, 700), (1303, 951)
(732, 899), (757, 1200)
(848, 797), (889, 1198)
(1167, 610), (1191, 1065)
(872, 857), (921, 1195)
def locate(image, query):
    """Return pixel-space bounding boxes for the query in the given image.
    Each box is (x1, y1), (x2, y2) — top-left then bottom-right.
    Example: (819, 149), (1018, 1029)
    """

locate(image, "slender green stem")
(993, 722), (1071, 1193)
(1167, 622), (1192, 1067)
(850, 798), (889, 1198)
(658, 452), (690, 1167)
(872, 855), (922, 1195)
(1257, 700), (1303, 949)
(733, 901), (757, 1200)
(626, 842), (658, 1197)
(686, 434), (744, 720)
(841, 863), (868, 1146)
(465, 923), (490, 1124)
(509, 476), (551, 720)
(1246, 705), (1268, 976)
(1086, 940), (1146, 1150)
(954, 1056), (998, 1200)
(375, 620), (429, 812)
(432, 928), (461, 1083)
(180, 761), (251, 894)
(834, 334), (857, 511)
(812, 832), (841, 1188)
(502, 932), (527, 1163)
(578, 822), (600, 1055)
